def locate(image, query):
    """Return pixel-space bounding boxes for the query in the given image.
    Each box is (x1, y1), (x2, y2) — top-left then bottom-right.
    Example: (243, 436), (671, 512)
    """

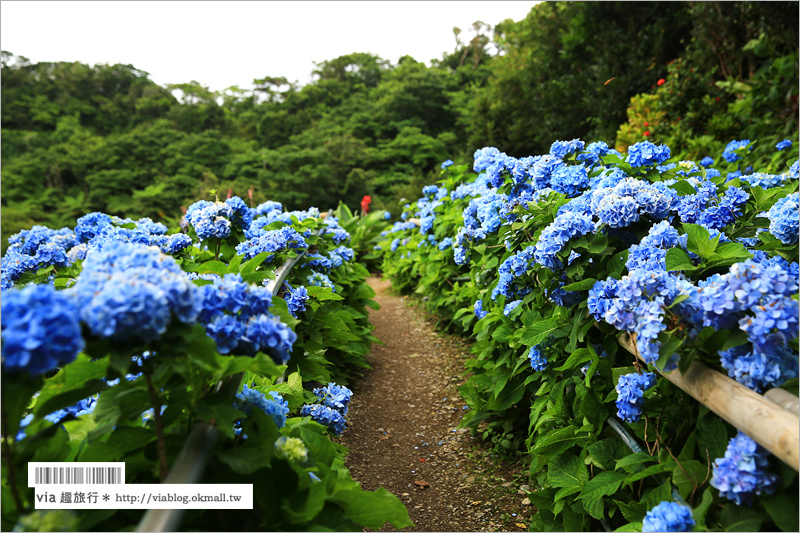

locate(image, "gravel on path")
(340, 276), (535, 532)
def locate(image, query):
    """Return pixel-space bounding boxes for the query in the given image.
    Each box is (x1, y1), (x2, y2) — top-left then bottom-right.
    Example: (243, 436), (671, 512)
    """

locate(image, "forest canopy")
(2, 1), (797, 251)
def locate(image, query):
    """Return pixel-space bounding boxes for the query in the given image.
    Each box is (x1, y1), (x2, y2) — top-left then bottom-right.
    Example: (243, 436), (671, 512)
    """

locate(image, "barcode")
(33, 466), (123, 485)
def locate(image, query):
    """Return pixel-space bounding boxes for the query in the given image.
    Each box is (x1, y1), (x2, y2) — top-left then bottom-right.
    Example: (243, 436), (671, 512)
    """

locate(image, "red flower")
(644, 122), (649, 127)
(643, 131), (651, 137)
(657, 78), (666, 86)
(361, 195), (372, 214)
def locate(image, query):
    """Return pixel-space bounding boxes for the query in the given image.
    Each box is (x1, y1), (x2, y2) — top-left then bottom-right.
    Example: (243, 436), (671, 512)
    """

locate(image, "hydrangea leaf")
(719, 503), (764, 532)
(576, 471), (625, 520)
(760, 489), (800, 532)
(548, 452), (589, 489)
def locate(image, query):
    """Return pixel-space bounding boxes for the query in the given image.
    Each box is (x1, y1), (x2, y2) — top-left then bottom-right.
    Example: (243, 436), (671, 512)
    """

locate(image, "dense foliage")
(376, 137), (798, 531)
(0, 198), (411, 531)
(3, 2), (797, 254)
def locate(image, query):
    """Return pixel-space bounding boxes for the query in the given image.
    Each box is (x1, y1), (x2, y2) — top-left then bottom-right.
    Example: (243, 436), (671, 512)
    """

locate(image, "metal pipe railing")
(137, 213), (331, 532)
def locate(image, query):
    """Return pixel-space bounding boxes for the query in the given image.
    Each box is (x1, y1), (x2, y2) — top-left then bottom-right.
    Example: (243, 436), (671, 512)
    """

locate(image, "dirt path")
(340, 276), (535, 532)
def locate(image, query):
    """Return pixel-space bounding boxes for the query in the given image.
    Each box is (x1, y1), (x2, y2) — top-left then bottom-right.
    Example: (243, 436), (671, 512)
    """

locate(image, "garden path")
(339, 275), (535, 532)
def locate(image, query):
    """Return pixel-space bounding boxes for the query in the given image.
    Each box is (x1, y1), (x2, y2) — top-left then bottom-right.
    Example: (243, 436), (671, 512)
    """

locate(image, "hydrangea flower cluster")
(1, 283), (84, 375)
(300, 382), (352, 436)
(528, 336), (556, 372)
(235, 226), (307, 261)
(300, 404), (347, 436)
(235, 385), (289, 429)
(641, 501), (696, 532)
(68, 241), (202, 344)
(1, 225), (80, 290)
(615, 372), (657, 423)
(776, 139), (792, 151)
(722, 139), (752, 163)
(322, 216), (351, 244)
(625, 141), (671, 168)
(185, 198), (253, 241)
(282, 283), (310, 318)
(199, 273), (295, 363)
(307, 272), (335, 292)
(694, 258), (799, 391)
(533, 212), (595, 270)
(274, 436), (308, 464)
(474, 299), (488, 319)
(710, 432), (778, 505)
(764, 192), (798, 244)
(313, 383), (353, 416)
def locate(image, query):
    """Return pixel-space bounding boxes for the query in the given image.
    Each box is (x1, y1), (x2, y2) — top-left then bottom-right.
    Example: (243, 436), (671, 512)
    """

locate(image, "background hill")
(2, 1), (797, 251)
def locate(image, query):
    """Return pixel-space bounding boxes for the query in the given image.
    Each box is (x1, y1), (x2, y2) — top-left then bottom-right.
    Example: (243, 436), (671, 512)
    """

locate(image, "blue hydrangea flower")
(236, 385), (289, 429)
(642, 501), (695, 532)
(533, 212), (595, 270)
(300, 404), (347, 435)
(236, 226), (307, 261)
(1, 284), (83, 375)
(503, 300), (523, 317)
(550, 139), (585, 160)
(474, 300), (488, 319)
(68, 242), (202, 343)
(384, 211), (391, 220)
(307, 272), (335, 292)
(283, 283), (309, 318)
(722, 139), (751, 163)
(441, 159), (454, 169)
(699, 156), (715, 167)
(615, 372), (657, 423)
(719, 344), (798, 393)
(313, 383), (353, 416)
(775, 139), (792, 151)
(550, 165), (589, 197)
(765, 193), (798, 245)
(626, 141), (671, 168)
(528, 345), (548, 372)
(242, 314), (296, 364)
(710, 432), (778, 505)
(595, 194), (640, 228)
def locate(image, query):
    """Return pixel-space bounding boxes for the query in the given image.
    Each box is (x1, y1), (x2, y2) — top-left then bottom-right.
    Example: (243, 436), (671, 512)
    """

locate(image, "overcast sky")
(1, 1), (538, 93)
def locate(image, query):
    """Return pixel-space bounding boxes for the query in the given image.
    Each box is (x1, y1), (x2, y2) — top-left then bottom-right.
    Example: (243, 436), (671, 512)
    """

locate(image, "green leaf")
(548, 453), (589, 489)
(33, 356), (109, 419)
(78, 427), (154, 462)
(622, 463), (673, 487)
(330, 488), (414, 530)
(671, 459), (706, 499)
(287, 371), (303, 398)
(670, 180), (698, 196)
(683, 223), (718, 259)
(533, 426), (586, 457)
(215, 445), (272, 475)
(696, 415), (729, 463)
(665, 248), (695, 272)
(613, 523), (642, 532)
(713, 242), (753, 261)
(719, 503), (763, 532)
(614, 499), (647, 523)
(586, 439), (629, 471)
(615, 452), (657, 472)
(519, 318), (561, 347)
(692, 487), (714, 531)
(760, 489), (800, 532)
(560, 278), (597, 292)
(554, 348), (592, 371)
(576, 471), (625, 520)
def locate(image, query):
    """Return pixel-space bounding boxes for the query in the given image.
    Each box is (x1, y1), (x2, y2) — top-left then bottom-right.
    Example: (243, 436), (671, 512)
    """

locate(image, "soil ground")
(340, 276), (536, 532)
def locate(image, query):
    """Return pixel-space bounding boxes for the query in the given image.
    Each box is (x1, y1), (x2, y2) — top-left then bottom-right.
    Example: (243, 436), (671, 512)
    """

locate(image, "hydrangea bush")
(378, 139), (798, 531)
(0, 198), (410, 531)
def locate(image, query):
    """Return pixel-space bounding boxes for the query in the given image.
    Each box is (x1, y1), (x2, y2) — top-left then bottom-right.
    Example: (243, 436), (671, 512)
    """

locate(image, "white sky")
(1, 1), (538, 93)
